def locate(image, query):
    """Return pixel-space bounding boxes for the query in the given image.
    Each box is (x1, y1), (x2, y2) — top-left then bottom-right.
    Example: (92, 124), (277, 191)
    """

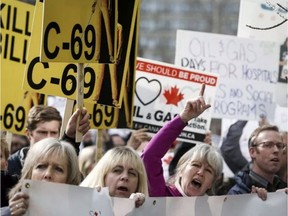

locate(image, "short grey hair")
(174, 143), (223, 193)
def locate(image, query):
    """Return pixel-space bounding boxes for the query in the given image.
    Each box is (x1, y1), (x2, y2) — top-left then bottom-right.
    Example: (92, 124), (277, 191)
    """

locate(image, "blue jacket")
(228, 167), (287, 195)
(1, 207), (11, 216)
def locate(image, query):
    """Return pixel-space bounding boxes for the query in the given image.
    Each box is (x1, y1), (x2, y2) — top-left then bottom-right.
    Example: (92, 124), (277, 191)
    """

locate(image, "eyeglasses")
(252, 141), (286, 150)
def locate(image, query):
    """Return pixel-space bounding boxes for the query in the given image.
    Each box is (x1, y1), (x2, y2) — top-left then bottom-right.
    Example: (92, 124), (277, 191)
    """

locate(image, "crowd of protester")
(1, 84), (287, 215)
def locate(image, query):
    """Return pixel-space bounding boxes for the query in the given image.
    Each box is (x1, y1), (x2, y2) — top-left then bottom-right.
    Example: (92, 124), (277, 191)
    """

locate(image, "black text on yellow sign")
(1, 103), (26, 132)
(42, 23), (97, 61)
(0, 92), (46, 134)
(26, 57), (125, 107)
(41, 0), (117, 63)
(77, 103), (119, 129)
(0, 1), (32, 64)
(0, 0), (43, 135)
(26, 57), (97, 98)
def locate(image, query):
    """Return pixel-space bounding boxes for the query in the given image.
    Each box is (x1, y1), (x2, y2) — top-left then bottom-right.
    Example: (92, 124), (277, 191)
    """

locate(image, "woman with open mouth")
(80, 146), (148, 208)
(141, 84), (224, 197)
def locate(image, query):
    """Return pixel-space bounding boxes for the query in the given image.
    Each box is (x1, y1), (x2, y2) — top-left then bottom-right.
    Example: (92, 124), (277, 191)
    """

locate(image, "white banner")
(132, 57), (218, 144)
(21, 180), (118, 216)
(175, 30), (279, 121)
(22, 180), (287, 216)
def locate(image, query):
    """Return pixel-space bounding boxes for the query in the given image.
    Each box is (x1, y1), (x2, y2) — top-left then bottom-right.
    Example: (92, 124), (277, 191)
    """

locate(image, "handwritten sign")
(175, 30), (279, 121)
(238, 0), (288, 107)
(238, 0), (287, 42)
(133, 57), (218, 144)
(0, 0), (46, 135)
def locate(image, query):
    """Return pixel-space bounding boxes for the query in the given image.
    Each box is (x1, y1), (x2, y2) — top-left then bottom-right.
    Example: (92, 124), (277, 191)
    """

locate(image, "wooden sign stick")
(76, 63), (84, 142)
(95, 129), (103, 163)
(60, 98), (74, 138)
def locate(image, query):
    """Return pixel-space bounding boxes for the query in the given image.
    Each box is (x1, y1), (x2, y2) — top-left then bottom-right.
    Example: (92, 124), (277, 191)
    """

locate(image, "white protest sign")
(237, 0), (288, 107)
(124, 193), (287, 216)
(22, 180), (116, 216)
(22, 180), (287, 216)
(132, 57), (218, 144)
(274, 104), (288, 130)
(237, 0), (287, 43)
(175, 30), (279, 121)
(220, 191), (287, 216)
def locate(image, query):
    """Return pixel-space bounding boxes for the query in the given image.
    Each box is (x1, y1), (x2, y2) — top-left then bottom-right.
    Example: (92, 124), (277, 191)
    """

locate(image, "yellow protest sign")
(24, 0), (139, 109)
(41, 0), (118, 63)
(0, 0), (46, 135)
(22, 0), (139, 128)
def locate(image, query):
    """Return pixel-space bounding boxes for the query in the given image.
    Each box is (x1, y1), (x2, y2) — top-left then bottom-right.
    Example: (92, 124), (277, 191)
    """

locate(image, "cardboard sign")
(237, 0), (288, 107)
(0, 0), (46, 135)
(175, 30), (279, 121)
(132, 57), (218, 144)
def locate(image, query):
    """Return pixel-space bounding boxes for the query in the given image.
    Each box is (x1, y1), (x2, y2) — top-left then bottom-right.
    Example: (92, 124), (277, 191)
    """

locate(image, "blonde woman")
(80, 146), (148, 207)
(2, 138), (81, 216)
(78, 145), (97, 178)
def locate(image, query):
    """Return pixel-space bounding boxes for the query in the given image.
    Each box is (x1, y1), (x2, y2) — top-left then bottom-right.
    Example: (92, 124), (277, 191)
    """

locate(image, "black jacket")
(1, 170), (19, 207)
(228, 166), (287, 195)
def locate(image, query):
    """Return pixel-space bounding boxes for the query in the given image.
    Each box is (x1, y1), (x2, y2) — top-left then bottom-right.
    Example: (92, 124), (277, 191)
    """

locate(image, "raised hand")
(65, 108), (91, 138)
(127, 128), (151, 150)
(179, 84), (211, 123)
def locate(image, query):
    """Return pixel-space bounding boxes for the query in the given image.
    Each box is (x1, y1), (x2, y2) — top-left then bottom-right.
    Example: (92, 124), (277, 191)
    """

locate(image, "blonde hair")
(78, 146), (97, 178)
(174, 144), (223, 194)
(9, 137), (81, 198)
(80, 146), (148, 196)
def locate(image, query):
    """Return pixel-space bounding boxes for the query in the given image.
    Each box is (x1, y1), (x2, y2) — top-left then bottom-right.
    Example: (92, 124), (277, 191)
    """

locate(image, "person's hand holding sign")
(179, 84), (211, 123)
(65, 108), (90, 139)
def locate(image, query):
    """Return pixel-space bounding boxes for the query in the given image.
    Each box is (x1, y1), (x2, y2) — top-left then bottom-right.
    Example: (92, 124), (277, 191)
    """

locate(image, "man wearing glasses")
(228, 124), (287, 196)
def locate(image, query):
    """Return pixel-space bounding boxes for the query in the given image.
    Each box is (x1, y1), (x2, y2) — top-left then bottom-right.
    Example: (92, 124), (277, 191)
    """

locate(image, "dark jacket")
(1, 170), (19, 207)
(228, 167), (287, 195)
(220, 120), (249, 174)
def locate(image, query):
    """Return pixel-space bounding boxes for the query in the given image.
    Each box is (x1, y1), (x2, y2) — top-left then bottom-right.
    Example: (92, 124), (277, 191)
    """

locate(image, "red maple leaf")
(163, 86), (184, 106)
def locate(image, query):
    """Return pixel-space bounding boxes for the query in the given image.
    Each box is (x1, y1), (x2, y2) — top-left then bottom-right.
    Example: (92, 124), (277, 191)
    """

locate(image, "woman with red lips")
(1, 138), (82, 216)
(80, 146), (148, 208)
(141, 84), (224, 197)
